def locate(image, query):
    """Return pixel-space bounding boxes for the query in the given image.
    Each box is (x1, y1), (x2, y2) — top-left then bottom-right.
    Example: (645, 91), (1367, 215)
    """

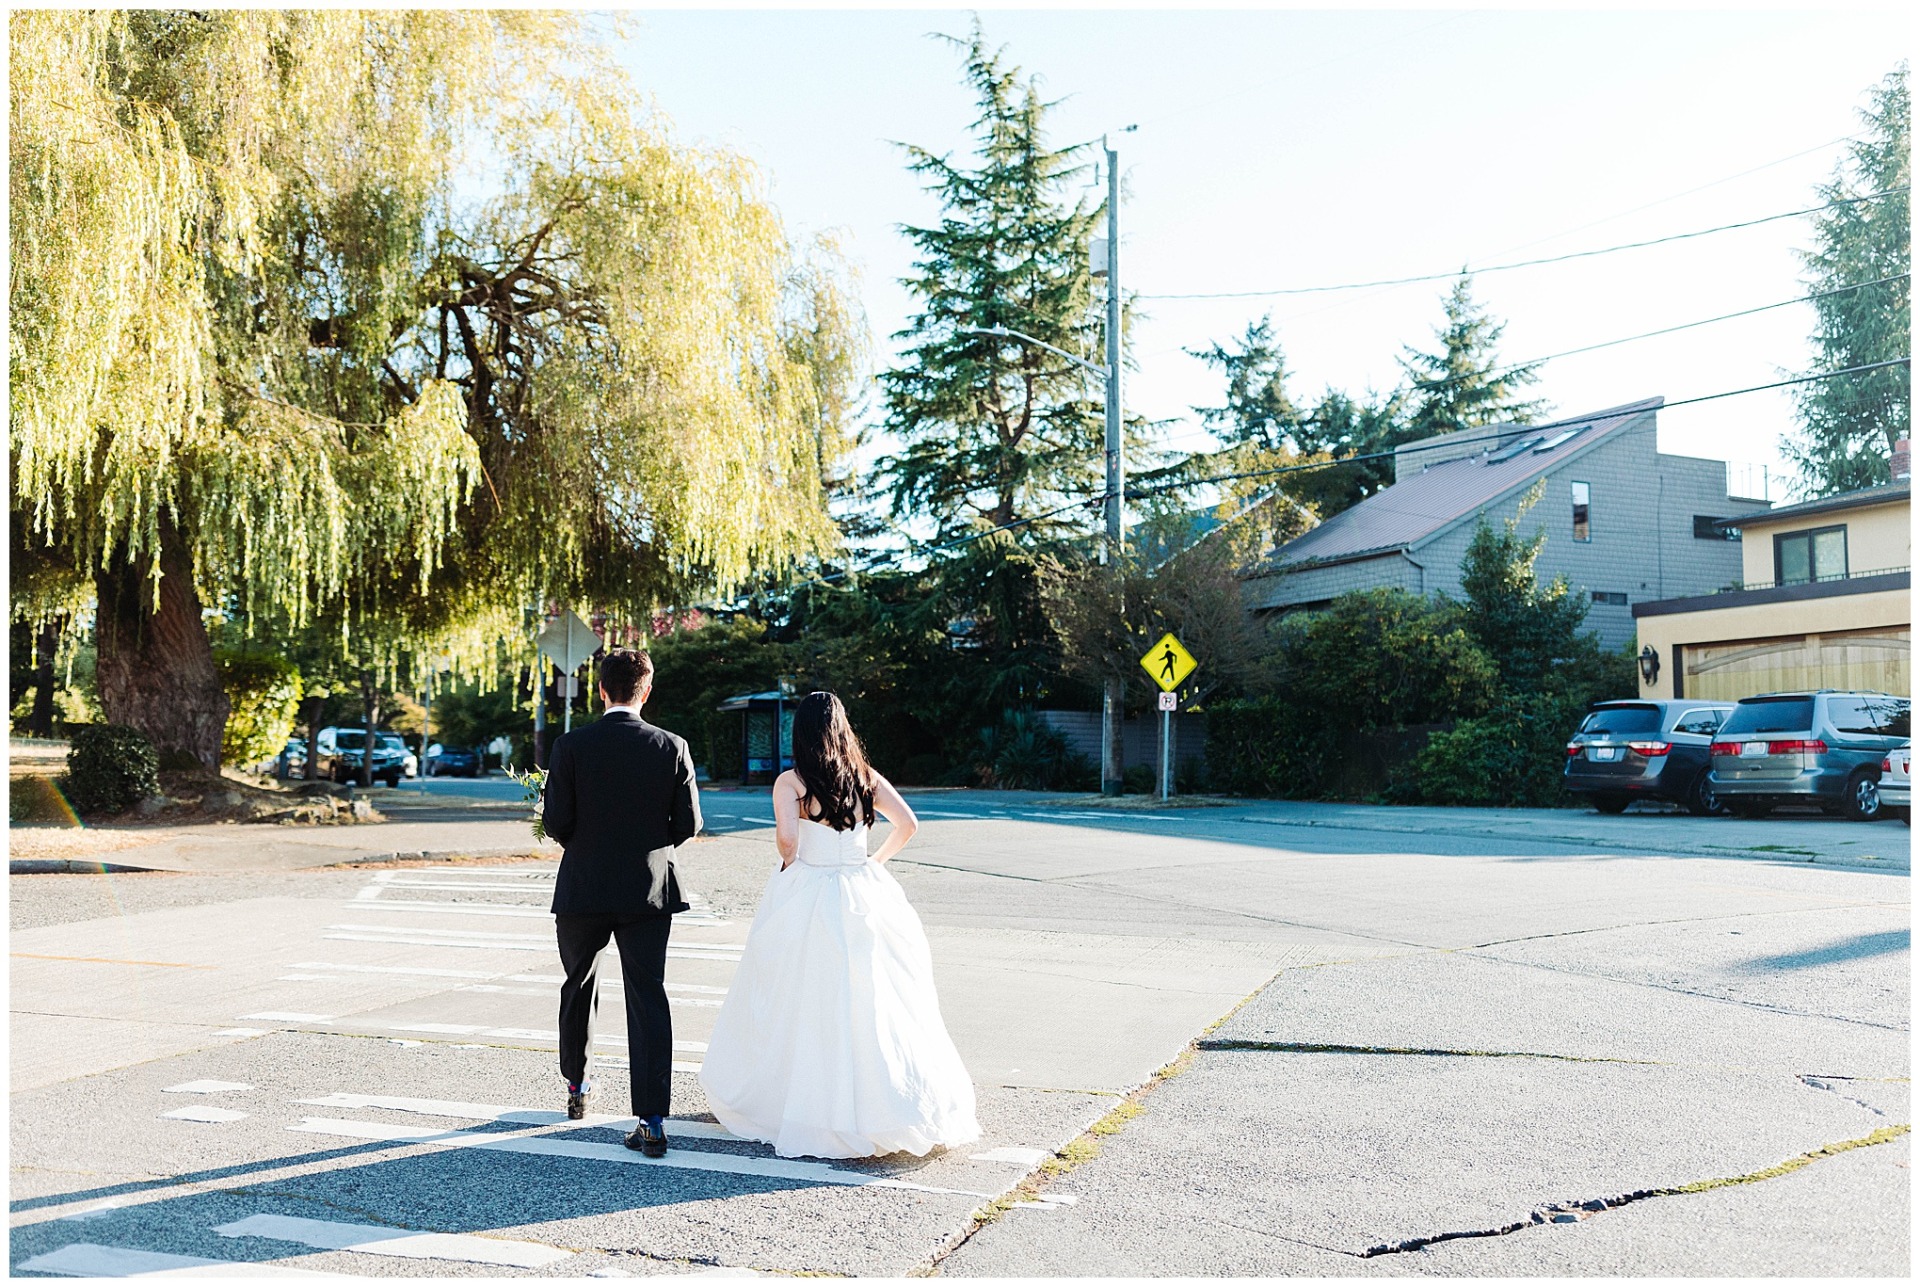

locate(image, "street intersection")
(7, 789), (1910, 1276)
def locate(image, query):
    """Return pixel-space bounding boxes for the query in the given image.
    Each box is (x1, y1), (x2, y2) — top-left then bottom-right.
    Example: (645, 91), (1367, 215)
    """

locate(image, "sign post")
(537, 608), (601, 738)
(1139, 633), (1198, 803)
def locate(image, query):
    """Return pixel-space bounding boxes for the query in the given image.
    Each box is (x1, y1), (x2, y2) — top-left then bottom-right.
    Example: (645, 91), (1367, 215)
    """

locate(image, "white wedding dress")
(698, 818), (981, 1159)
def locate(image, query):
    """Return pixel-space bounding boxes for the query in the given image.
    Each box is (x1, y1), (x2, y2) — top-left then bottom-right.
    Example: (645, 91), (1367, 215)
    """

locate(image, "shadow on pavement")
(1739, 928), (1912, 971)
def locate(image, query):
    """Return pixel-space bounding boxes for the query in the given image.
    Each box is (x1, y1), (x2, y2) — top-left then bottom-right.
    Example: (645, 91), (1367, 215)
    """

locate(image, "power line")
(1153, 273), (1909, 451)
(1137, 187), (1909, 301)
(1124, 357), (1911, 503)
(692, 358), (1906, 615)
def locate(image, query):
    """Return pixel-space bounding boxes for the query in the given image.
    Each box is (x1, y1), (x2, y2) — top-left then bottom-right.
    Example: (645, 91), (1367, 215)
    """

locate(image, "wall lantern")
(1638, 646), (1661, 686)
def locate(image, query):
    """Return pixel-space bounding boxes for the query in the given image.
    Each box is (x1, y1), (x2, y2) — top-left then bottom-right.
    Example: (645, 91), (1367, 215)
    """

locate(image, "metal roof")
(1717, 481), (1909, 530)
(1265, 397), (1663, 570)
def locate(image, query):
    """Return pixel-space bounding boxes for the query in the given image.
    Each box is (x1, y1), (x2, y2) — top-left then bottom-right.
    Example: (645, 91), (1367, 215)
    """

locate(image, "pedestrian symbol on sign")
(1138, 632), (1197, 693)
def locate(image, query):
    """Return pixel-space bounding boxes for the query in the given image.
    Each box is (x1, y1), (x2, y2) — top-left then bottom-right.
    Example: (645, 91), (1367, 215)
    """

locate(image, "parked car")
(1709, 691), (1911, 821)
(1564, 699), (1734, 815)
(377, 732), (418, 779)
(315, 726), (408, 788)
(273, 737), (307, 779)
(1880, 741), (1911, 825)
(425, 743), (483, 778)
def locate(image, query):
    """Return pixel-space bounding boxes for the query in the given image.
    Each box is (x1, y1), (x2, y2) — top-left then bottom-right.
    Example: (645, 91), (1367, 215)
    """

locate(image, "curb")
(9, 844), (551, 876)
(9, 859), (151, 875)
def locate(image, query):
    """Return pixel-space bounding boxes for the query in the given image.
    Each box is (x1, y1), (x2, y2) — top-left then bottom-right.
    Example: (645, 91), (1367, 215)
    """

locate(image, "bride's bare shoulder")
(773, 769), (802, 795)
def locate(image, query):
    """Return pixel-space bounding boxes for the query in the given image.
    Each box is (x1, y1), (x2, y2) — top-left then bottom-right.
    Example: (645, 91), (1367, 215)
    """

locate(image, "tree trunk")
(359, 669), (381, 788)
(27, 619), (60, 738)
(300, 695), (324, 780)
(94, 519), (229, 768)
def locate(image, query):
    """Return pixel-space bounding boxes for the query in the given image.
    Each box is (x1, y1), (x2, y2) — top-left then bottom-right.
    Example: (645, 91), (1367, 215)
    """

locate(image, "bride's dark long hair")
(791, 691), (876, 831)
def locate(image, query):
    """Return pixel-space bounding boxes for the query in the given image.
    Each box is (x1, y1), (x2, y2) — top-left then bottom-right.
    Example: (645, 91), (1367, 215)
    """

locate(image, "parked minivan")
(1709, 691), (1911, 821)
(1564, 699), (1734, 814)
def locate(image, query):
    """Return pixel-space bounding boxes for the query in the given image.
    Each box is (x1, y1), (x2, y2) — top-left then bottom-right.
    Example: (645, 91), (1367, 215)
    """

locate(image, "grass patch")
(1660, 1123), (1910, 1195)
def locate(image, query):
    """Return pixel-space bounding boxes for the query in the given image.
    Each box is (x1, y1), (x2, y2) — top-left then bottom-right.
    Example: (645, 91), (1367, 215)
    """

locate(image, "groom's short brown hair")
(599, 648), (654, 706)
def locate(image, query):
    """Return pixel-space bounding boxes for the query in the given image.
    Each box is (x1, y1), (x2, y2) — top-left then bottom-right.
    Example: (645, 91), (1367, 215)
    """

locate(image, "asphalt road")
(7, 792), (1909, 1276)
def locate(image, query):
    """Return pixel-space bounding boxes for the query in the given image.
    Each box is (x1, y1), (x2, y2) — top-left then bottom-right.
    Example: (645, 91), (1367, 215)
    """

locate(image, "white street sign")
(537, 609), (599, 672)
(1157, 691), (1178, 712)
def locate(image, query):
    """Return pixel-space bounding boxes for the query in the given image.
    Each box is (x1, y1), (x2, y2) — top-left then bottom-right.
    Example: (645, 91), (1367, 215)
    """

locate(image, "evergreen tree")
(1456, 484), (1589, 692)
(1787, 64), (1910, 497)
(1400, 276), (1547, 441)
(876, 25), (1107, 542)
(1186, 317), (1408, 524)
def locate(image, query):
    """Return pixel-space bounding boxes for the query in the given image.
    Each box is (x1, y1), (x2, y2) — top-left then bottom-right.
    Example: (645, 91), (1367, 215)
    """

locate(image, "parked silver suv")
(1709, 691), (1911, 821)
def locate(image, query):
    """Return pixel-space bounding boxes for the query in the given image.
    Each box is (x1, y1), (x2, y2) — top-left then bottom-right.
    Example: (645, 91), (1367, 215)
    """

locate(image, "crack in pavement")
(1356, 1124), (1911, 1258)
(1195, 1038), (1665, 1066)
(1799, 1074), (1893, 1117)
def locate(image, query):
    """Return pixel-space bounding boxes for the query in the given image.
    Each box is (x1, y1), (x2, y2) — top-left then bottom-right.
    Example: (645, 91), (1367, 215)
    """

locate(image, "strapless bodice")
(794, 817), (870, 868)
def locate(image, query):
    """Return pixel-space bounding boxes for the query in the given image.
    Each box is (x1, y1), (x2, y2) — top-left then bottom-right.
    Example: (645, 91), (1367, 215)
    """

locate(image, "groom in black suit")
(542, 647), (702, 1157)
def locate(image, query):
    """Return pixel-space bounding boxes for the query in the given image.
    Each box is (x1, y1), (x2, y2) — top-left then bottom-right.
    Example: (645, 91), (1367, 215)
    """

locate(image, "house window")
(1774, 525), (1848, 586)
(1590, 590), (1628, 605)
(1571, 482), (1591, 542)
(1693, 515), (1738, 540)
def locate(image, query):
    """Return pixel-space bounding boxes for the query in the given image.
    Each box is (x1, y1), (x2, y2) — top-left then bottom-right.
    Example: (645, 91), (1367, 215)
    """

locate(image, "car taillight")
(1710, 741), (1739, 756)
(1566, 743), (1583, 757)
(1766, 739), (1828, 755)
(1627, 741), (1671, 756)
(1886, 757), (1894, 772)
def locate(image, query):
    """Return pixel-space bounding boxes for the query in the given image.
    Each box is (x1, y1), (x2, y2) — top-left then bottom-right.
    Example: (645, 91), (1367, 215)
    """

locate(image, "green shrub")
(216, 650), (303, 767)
(1406, 694), (1583, 808)
(1204, 696), (1340, 798)
(976, 712), (1085, 790)
(62, 723), (160, 815)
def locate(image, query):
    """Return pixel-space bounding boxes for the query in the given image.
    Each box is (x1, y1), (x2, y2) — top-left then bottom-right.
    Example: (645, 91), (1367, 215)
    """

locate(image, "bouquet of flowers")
(504, 765), (549, 841)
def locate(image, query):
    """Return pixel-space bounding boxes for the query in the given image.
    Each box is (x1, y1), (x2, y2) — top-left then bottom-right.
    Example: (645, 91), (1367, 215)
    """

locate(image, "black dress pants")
(555, 913), (673, 1119)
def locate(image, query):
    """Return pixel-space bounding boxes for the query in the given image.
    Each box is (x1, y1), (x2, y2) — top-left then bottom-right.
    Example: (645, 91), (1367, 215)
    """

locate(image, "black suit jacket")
(543, 711), (702, 916)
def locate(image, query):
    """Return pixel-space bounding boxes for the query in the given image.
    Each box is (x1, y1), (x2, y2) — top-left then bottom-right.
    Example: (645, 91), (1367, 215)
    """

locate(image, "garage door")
(1682, 628), (1910, 701)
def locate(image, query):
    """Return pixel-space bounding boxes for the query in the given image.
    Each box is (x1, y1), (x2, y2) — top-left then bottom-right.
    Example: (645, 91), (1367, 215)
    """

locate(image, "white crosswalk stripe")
(214, 1213), (573, 1268)
(16, 1243), (337, 1277)
(292, 1093), (745, 1140)
(287, 1117), (992, 1196)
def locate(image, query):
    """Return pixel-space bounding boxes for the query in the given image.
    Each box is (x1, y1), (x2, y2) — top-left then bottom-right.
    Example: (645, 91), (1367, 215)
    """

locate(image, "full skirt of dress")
(698, 854), (981, 1159)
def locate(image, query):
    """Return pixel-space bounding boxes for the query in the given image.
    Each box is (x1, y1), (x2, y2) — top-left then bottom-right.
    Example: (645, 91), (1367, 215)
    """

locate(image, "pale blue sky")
(602, 6), (1908, 500)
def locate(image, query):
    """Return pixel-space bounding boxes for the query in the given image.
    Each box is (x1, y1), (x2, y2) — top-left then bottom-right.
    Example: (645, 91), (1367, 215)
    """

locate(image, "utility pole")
(1100, 136), (1126, 798)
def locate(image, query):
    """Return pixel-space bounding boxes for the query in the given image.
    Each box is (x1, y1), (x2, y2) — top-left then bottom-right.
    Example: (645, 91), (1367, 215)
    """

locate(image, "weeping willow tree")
(11, 11), (860, 765)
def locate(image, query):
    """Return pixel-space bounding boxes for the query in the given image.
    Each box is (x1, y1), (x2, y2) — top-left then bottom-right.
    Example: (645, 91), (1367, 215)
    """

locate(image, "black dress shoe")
(566, 1087), (589, 1120)
(625, 1122), (668, 1158)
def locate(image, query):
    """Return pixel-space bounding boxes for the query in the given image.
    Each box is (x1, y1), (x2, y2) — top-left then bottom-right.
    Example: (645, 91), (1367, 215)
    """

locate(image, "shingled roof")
(1266, 396), (1664, 570)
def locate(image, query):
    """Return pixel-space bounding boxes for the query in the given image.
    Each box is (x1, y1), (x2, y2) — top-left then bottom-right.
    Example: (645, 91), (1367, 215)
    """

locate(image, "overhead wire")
(686, 358), (1907, 615)
(1137, 187), (1908, 301)
(1146, 273), (1911, 451)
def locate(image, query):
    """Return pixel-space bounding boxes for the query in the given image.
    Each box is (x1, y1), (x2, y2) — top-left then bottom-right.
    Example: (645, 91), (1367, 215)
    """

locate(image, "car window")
(1719, 698), (1815, 737)
(1578, 705), (1662, 736)
(1824, 695), (1912, 739)
(335, 732), (367, 749)
(1671, 708), (1726, 736)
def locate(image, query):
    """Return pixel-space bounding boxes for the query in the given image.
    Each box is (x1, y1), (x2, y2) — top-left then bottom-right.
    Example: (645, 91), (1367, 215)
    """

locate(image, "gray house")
(1242, 397), (1773, 651)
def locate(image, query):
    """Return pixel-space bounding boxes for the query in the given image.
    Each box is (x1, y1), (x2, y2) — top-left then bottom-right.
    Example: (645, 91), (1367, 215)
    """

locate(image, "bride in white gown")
(699, 692), (980, 1160)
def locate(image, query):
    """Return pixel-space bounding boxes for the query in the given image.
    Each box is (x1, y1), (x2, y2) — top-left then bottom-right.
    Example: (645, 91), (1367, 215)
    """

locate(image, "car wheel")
(1591, 793), (1631, 815)
(1727, 798), (1770, 819)
(384, 773), (402, 789)
(1684, 770), (1725, 817)
(1841, 770), (1882, 822)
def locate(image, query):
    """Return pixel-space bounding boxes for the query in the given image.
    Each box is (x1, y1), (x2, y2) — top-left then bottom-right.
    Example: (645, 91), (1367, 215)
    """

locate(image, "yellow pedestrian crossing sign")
(1140, 632), (1198, 693)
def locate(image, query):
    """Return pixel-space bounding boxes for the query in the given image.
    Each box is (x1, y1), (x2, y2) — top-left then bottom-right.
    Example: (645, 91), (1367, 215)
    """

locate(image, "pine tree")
(1787, 64), (1910, 497)
(1186, 317), (1407, 523)
(876, 25), (1107, 542)
(1400, 276), (1547, 441)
